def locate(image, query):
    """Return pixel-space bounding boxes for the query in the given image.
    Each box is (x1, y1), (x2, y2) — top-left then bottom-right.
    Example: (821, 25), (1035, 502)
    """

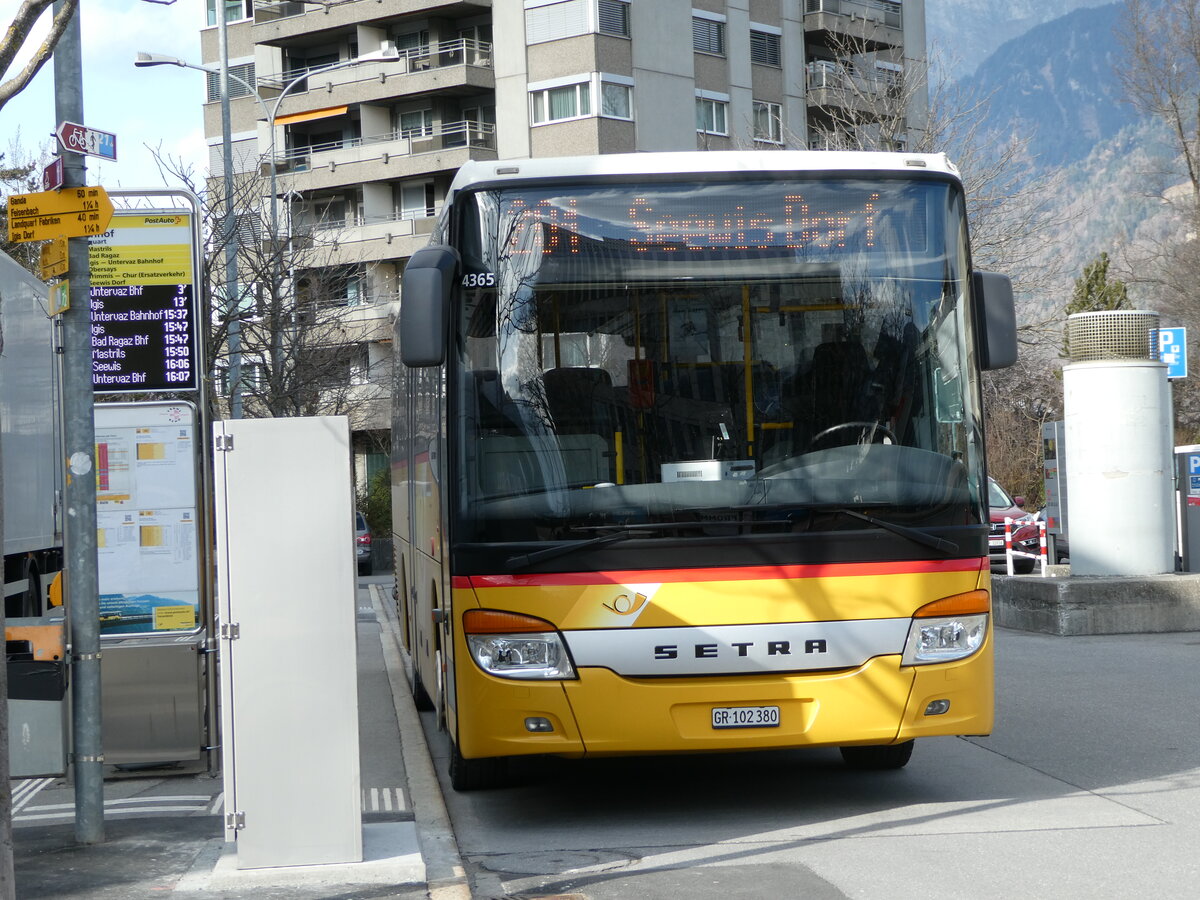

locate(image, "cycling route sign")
(57, 121), (117, 161)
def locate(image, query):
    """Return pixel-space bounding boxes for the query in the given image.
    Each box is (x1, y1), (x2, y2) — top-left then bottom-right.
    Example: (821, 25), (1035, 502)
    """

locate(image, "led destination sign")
(491, 180), (932, 259)
(88, 213), (198, 393)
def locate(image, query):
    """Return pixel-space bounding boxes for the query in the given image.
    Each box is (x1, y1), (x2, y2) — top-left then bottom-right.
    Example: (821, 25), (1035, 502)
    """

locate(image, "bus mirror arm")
(972, 270), (1018, 370)
(400, 244), (461, 367)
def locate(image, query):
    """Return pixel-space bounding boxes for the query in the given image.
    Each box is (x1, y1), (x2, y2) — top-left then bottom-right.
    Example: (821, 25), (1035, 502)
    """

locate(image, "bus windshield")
(450, 176), (986, 560)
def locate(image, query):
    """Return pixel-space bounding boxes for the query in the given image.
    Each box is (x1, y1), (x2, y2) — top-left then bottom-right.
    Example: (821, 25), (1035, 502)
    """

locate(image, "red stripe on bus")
(461, 558), (985, 589)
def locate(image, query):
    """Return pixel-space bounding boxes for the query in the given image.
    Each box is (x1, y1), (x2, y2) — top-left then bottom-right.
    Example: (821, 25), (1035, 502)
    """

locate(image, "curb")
(369, 583), (472, 900)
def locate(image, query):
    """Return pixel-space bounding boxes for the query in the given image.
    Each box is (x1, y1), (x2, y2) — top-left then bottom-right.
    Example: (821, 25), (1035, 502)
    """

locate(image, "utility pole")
(53, 0), (104, 845)
(1, 333), (12, 899)
(217, 2), (242, 418)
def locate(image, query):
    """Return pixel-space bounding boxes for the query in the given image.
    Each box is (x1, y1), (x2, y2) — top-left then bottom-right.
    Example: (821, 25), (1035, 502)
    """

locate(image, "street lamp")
(134, 45), (398, 416)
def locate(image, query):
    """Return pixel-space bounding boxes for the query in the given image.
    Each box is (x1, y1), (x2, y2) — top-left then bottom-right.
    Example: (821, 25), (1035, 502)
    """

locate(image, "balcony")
(294, 213), (438, 266)
(252, 1), (494, 44)
(259, 39), (495, 117)
(803, 0), (903, 53)
(275, 119), (497, 191)
(805, 61), (902, 115)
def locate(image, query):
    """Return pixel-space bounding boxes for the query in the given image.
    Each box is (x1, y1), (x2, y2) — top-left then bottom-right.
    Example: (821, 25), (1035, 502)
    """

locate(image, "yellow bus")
(393, 152), (1017, 790)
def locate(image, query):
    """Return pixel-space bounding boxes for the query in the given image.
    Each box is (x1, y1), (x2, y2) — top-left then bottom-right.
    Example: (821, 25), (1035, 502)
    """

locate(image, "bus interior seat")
(796, 341), (874, 446)
(871, 325), (920, 441)
(468, 368), (517, 434)
(543, 366), (614, 436)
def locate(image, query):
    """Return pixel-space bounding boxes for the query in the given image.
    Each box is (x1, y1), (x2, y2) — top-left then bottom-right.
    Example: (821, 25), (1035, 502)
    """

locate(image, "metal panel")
(100, 639), (203, 764)
(213, 416), (361, 869)
(7, 699), (68, 777)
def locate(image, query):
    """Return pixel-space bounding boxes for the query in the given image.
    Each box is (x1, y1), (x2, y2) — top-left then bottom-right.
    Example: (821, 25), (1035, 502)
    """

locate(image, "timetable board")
(88, 212), (199, 393)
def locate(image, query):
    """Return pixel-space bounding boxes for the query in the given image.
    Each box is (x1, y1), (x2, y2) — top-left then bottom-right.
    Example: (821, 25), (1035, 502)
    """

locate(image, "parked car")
(988, 478), (1035, 573)
(355, 512), (373, 576)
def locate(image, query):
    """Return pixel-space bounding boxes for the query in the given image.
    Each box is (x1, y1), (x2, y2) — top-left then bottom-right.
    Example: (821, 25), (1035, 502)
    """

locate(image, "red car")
(988, 478), (1037, 573)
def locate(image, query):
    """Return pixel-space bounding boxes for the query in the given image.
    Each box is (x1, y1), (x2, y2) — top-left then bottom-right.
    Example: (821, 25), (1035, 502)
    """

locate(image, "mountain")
(954, 3), (1137, 170)
(927, 0), (1117, 80)
(932, 1), (1185, 313)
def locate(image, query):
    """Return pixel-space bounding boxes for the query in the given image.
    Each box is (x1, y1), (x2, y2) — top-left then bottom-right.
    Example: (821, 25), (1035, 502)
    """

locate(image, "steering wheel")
(808, 421), (897, 449)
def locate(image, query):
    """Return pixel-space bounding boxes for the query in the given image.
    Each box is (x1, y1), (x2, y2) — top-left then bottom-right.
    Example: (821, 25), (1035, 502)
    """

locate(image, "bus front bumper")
(456, 641), (993, 760)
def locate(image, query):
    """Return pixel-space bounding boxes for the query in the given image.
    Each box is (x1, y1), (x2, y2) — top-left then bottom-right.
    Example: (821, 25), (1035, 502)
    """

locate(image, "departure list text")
(90, 283), (197, 391)
(88, 213), (199, 394)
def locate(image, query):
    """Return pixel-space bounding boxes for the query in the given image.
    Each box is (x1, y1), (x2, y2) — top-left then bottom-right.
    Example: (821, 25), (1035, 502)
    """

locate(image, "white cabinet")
(213, 416), (361, 869)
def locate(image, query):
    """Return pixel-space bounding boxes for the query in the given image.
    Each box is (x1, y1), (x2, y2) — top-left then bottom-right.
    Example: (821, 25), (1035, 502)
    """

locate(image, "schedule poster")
(95, 402), (201, 636)
(88, 212), (199, 393)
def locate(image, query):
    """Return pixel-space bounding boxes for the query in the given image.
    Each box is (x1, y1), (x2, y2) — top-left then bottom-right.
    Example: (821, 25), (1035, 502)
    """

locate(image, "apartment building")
(199, 0), (925, 478)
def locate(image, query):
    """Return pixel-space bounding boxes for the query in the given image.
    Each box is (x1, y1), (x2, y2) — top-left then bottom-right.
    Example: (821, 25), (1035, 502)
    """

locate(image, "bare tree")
(151, 152), (392, 430)
(1118, 0), (1200, 211)
(779, 31), (1072, 499)
(0, 0), (77, 112)
(782, 35), (1070, 327)
(0, 133), (54, 273)
(1113, 0), (1200, 441)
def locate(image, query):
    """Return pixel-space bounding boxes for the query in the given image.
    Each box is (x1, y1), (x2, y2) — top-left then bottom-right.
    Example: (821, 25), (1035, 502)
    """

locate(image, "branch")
(0, 0), (78, 112)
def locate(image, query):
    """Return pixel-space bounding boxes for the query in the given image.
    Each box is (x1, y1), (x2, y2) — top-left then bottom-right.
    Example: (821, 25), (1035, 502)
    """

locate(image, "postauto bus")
(392, 151), (1018, 790)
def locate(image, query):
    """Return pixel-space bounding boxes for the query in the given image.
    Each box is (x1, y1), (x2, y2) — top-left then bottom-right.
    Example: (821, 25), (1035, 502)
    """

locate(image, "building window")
(207, 0), (253, 27)
(349, 344), (371, 385)
(598, 0), (630, 37)
(233, 211), (262, 249)
(398, 182), (436, 220)
(695, 95), (728, 135)
(530, 80), (591, 124)
(220, 362), (265, 396)
(750, 29), (781, 67)
(397, 109), (434, 139)
(753, 100), (783, 144)
(205, 62), (256, 101)
(600, 80), (632, 119)
(692, 16), (726, 55)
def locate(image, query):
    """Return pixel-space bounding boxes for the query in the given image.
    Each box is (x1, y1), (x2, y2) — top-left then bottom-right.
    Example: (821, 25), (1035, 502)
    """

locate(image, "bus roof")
(448, 151), (961, 194)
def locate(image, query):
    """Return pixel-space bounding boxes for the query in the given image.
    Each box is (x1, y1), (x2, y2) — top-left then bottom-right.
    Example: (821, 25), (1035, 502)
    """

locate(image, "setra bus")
(392, 151), (1018, 790)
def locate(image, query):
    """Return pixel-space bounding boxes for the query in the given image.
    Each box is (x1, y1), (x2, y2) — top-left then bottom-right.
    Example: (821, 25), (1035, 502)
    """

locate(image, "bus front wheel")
(449, 740), (507, 791)
(839, 740), (914, 770)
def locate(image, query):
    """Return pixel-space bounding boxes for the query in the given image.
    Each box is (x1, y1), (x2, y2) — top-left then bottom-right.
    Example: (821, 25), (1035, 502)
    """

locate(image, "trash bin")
(6, 618), (69, 778)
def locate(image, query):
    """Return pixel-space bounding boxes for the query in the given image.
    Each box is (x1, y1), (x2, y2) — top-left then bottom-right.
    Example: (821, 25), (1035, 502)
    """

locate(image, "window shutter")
(750, 31), (780, 67)
(692, 18), (724, 55)
(526, 0), (589, 44)
(598, 0), (629, 37)
(206, 63), (257, 102)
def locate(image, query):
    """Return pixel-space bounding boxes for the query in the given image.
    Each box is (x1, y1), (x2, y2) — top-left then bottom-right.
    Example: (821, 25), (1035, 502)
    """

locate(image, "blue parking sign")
(1159, 327), (1188, 379)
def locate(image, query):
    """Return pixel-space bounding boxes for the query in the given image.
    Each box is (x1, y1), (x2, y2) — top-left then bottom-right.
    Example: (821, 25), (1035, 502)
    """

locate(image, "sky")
(2, 0), (209, 192)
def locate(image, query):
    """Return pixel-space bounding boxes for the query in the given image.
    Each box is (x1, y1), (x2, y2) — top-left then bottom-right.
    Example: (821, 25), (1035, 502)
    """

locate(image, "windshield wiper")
(505, 528), (653, 571)
(834, 509), (959, 555)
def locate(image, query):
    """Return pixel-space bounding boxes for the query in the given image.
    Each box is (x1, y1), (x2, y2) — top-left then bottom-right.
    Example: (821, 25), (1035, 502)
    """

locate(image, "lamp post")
(134, 46), (398, 416)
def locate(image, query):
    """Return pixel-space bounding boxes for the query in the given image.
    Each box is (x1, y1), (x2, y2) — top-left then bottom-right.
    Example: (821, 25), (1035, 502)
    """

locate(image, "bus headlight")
(463, 609), (576, 680)
(901, 590), (989, 666)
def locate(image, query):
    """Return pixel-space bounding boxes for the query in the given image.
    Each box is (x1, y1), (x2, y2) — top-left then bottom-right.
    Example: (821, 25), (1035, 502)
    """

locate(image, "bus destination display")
(89, 213), (198, 393)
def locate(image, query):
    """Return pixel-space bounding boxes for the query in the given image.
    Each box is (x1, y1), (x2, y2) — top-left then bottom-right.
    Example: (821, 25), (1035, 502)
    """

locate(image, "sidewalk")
(9, 579), (462, 899)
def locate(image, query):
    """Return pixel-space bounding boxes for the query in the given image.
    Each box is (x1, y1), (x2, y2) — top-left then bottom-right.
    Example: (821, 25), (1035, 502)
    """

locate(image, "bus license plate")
(712, 706), (780, 729)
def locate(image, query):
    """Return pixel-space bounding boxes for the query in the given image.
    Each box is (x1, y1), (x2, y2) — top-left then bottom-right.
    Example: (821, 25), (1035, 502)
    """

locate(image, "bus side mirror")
(973, 270), (1018, 370)
(399, 244), (460, 367)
